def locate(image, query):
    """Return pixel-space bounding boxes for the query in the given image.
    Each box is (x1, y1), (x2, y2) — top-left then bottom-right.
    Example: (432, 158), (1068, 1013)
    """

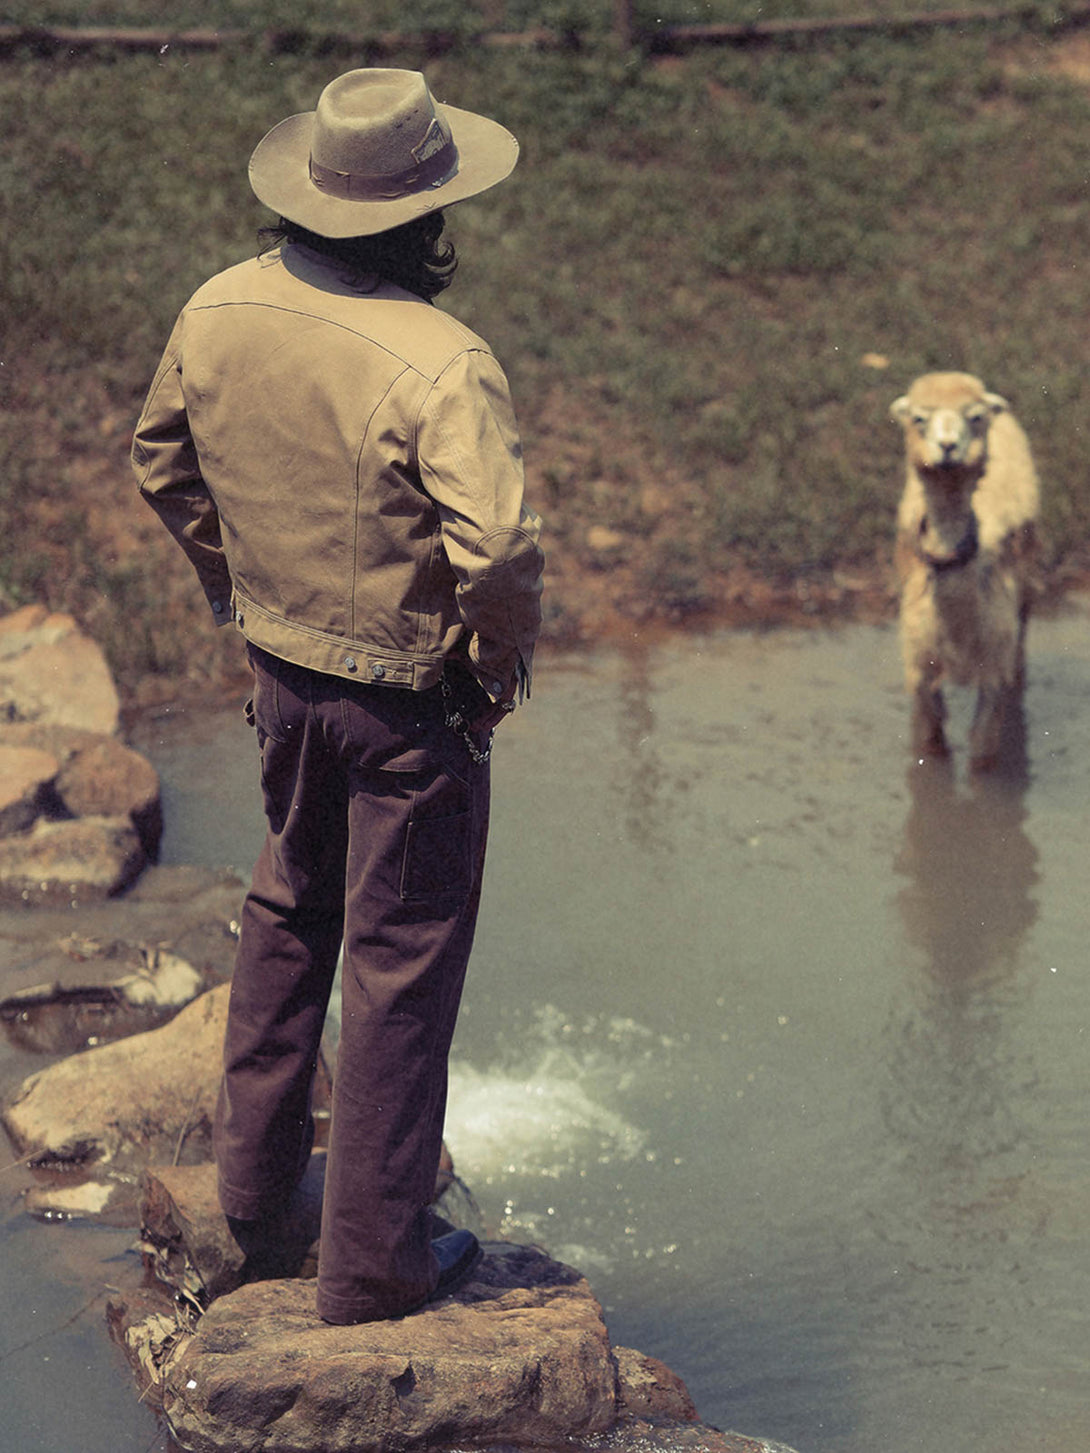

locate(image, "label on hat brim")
(413, 118), (449, 166)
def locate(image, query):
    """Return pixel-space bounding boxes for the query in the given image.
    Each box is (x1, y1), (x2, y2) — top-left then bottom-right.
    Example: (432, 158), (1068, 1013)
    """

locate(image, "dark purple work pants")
(213, 646), (489, 1323)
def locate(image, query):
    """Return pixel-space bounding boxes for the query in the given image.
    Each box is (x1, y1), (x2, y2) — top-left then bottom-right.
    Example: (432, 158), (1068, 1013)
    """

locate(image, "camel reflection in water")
(888, 690), (1040, 1168)
(611, 637), (671, 855)
(881, 692), (1043, 1375)
(896, 695), (1038, 997)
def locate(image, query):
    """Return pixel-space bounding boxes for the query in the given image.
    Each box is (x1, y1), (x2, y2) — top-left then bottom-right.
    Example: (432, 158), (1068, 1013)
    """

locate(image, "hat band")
(308, 120), (458, 203)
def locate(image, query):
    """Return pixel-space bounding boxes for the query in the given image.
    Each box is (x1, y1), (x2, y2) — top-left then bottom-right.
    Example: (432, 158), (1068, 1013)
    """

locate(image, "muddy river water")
(3, 607), (1090, 1452)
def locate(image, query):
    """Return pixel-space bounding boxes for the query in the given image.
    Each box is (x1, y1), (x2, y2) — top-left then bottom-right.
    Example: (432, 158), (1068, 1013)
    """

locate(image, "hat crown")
(311, 69), (450, 182)
(248, 65), (517, 237)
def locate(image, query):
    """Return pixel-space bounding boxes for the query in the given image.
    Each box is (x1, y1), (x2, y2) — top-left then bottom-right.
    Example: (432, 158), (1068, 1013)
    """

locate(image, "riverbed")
(3, 607), (1090, 1452)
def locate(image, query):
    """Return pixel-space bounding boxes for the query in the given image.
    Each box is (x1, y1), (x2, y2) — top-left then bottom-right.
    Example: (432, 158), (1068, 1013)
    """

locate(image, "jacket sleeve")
(130, 318), (233, 625)
(417, 348), (545, 699)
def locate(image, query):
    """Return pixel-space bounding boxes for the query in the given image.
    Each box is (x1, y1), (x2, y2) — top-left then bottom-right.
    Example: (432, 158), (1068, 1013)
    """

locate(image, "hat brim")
(248, 102), (518, 238)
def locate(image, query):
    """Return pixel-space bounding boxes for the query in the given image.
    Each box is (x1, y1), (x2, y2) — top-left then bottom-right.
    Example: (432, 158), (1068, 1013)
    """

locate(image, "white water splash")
(442, 1005), (663, 1266)
(446, 1057), (645, 1182)
(445, 1004), (658, 1183)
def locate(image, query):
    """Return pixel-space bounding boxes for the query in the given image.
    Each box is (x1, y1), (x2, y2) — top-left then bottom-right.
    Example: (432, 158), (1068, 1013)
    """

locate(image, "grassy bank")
(3, 11), (1090, 697)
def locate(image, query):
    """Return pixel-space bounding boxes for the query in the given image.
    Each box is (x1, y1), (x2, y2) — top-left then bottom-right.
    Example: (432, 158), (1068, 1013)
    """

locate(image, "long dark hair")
(259, 211), (457, 301)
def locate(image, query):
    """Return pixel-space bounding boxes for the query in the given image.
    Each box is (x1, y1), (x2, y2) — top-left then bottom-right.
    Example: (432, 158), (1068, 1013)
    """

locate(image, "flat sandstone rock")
(159, 1244), (619, 1453)
(0, 744), (61, 836)
(0, 605), (120, 736)
(2, 981), (231, 1167)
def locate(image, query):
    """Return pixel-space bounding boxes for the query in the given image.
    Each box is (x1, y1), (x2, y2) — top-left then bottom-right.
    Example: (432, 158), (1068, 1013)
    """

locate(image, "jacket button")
(344, 656), (357, 672)
(371, 663), (386, 680)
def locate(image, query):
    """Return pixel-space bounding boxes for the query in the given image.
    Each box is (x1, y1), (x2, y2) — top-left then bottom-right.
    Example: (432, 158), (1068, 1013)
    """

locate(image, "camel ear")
(890, 395), (911, 424)
(984, 391), (1009, 415)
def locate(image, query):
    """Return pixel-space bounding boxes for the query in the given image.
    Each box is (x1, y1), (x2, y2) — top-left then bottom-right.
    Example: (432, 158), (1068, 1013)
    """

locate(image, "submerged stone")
(1, 945), (202, 1017)
(0, 867), (243, 1058)
(0, 814), (146, 902)
(23, 1176), (123, 1222)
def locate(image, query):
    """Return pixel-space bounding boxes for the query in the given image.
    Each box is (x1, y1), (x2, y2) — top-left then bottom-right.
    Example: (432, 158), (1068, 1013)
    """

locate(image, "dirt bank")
(3, 374), (898, 710)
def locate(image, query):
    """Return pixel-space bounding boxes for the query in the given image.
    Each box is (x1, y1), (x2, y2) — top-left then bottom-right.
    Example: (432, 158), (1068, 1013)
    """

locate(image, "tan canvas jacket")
(132, 244), (543, 698)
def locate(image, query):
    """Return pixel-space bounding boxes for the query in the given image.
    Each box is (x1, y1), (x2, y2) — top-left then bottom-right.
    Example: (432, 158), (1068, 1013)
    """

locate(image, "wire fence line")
(2, 1), (1088, 58)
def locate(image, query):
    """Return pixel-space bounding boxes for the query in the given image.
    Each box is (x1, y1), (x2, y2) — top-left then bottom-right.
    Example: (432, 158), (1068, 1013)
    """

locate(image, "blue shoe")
(432, 1228), (482, 1298)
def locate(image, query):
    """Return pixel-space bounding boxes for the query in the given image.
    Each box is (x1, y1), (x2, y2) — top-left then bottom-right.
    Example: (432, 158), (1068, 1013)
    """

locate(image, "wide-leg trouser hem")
(314, 1280), (430, 1325)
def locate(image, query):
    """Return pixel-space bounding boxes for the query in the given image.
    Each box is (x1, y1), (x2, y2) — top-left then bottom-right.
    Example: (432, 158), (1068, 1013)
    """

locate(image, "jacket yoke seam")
(415, 350), (484, 483)
(411, 349), (487, 658)
(351, 363), (417, 642)
(132, 346), (184, 487)
(186, 298), (470, 383)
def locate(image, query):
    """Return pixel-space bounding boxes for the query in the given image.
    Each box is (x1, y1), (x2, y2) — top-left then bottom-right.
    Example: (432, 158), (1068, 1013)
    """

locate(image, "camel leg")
(910, 677), (948, 757)
(969, 681), (1004, 769)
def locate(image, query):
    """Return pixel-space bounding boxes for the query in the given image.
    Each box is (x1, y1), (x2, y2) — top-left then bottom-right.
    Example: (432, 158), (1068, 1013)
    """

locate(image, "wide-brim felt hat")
(249, 68), (519, 238)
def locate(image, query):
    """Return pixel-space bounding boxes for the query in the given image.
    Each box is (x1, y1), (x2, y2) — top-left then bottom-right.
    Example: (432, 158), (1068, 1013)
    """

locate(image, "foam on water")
(446, 1053), (644, 1182)
(454, 1002), (650, 1156)
(441, 1004), (666, 1266)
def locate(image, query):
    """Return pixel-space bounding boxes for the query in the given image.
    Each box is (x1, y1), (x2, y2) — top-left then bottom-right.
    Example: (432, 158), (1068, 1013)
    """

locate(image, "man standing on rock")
(131, 69), (543, 1324)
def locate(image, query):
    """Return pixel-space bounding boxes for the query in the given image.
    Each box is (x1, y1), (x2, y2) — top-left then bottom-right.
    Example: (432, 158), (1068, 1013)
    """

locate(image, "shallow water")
(4, 606), (1090, 1452)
